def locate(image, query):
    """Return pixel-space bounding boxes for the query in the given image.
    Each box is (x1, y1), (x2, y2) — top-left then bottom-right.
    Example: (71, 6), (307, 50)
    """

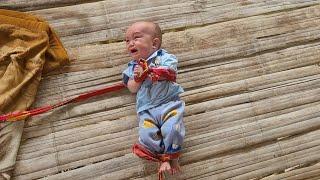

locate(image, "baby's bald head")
(125, 21), (163, 60)
(126, 21), (162, 49)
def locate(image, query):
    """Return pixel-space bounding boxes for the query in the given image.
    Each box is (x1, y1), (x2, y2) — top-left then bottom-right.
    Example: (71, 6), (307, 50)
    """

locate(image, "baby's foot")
(159, 161), (172, 174)
(170, 159), (181, 174)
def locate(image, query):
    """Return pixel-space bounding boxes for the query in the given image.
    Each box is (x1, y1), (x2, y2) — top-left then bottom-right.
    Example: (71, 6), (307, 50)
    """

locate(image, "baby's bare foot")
(159, 161), (172, 174)
(170, 159), (181, 175)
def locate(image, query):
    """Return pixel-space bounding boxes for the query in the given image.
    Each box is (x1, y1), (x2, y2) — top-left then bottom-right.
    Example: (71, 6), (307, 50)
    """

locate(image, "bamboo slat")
(23, 128), (320, 180)
(0, 0), (97, 11)
(53, 4), (320, 73)
(13, 98), (320, 179)
(2, 0), (319, 179)
(24, 73), (320, 142)
(22, 0), (320, 47)
(262, 163), (320, 180)
(31, 63), (320, 124)
(36, 42), (320, 101)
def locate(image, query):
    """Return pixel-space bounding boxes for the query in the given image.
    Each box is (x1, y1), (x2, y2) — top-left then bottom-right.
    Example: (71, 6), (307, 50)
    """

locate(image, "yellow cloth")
(0, 9), (69, 178)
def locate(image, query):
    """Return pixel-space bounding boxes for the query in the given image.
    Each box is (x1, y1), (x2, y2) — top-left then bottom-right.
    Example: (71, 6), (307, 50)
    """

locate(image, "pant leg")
(138, 110), (164, 154)
(0, 121), (24, 179)
(160, 100), (185, 154)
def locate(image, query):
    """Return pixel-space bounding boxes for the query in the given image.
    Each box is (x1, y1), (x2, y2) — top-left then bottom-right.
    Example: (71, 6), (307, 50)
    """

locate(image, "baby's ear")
(152, 38), (161, 49)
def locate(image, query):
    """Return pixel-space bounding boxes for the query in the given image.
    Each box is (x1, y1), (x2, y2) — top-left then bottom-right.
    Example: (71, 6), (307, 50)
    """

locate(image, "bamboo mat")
(1, 0), (320, 179)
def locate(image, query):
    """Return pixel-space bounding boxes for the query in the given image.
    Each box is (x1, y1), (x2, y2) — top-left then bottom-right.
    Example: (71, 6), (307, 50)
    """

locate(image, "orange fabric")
(0, 9), (69, 175)
(0, 9), (69, 73)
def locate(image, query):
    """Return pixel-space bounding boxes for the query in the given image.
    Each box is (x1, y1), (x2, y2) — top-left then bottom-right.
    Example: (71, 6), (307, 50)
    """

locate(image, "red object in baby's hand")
(133, 58), (177, 83)
(134, 59), (149, 82)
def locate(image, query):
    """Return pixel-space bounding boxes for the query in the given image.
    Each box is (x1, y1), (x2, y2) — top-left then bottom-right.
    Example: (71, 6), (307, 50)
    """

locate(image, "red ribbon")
(0, 59), (176, 122)
(0, 82), (125, 122)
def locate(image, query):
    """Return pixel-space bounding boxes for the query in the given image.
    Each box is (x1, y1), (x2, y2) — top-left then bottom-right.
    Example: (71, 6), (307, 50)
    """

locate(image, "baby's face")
(125, 22), (157, 61)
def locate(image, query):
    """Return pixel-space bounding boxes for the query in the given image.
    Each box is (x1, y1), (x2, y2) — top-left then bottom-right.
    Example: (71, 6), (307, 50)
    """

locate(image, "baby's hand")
(134, 65), (144, 78)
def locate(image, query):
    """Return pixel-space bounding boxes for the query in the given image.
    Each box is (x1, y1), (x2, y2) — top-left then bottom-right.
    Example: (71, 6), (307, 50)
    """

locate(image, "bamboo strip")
(35, 42), (320, 100)
(4, 1), (320, 179)
(185, 84), (320, 137)
(13, 103), (320, 178)
(182, 65), (320, 103)
(261, 163), (320, 180)
(21, 73), (320, 150)
(193, 136), (320, 180)
(34, 48), (320, 106)
(57, 5), (320, 73)
(142, 130), (320, 179)
(17, 76), (320, 163)
(18, 73), (320, 156)
(27, 128), (320, 180)
(23, 0), (320, 47)
(0, 0), (99, 11)
(182, 104), (320, 163)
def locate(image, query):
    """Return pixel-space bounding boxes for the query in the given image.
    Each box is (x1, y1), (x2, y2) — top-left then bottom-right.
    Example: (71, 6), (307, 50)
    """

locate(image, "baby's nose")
(128, 40), (134, 46)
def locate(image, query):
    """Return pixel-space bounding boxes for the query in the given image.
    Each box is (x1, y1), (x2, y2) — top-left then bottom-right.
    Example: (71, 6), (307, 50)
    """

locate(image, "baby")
(122, 21), (185, 176)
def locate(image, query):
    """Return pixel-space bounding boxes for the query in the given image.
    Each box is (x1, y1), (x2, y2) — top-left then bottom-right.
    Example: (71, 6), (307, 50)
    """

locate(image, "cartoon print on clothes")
(143, 119), (157, 128)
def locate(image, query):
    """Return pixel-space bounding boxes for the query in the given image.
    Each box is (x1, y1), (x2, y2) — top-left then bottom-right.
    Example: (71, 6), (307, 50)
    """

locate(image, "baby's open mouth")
(130, 49), (138, 53)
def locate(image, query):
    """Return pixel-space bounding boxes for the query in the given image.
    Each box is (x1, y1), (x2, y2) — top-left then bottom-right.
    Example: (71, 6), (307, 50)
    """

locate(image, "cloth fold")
(0, 9), (69, 177)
